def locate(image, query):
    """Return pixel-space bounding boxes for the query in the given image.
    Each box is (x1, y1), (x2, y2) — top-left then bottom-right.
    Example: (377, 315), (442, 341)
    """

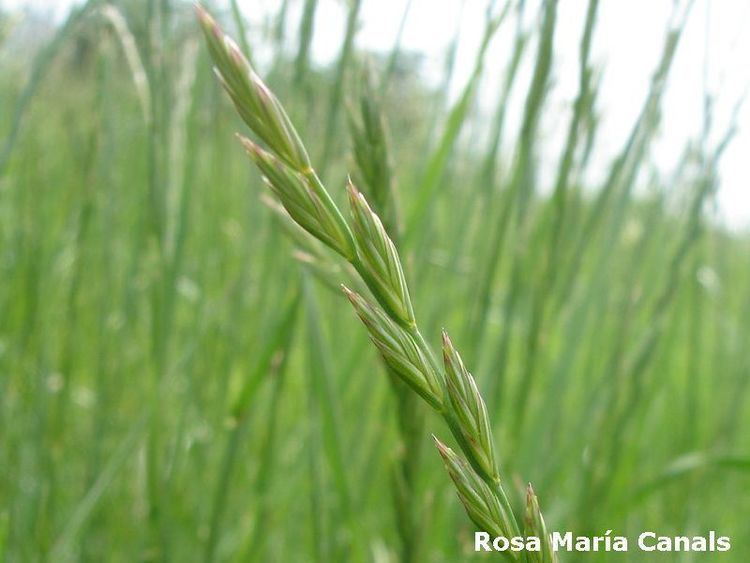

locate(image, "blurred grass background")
(0, 0), (749, 561)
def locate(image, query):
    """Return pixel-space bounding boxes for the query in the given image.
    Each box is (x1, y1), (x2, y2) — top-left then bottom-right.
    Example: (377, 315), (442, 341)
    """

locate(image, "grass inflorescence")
(0, 0), (748, 561)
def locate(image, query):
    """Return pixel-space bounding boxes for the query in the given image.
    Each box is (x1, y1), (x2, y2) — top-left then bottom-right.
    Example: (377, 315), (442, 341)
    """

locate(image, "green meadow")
(1, 0), (748, 561)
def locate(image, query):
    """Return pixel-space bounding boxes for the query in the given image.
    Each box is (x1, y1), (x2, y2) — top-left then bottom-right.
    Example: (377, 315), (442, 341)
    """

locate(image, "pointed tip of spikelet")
(236, 133), (256, 152)
(193, 2), (207, 19)
(194, 3), (218, 34)
(432, 435), (448, 454)
(345, 177), (361, 203)
(441, 330), (452, 350)
(340, 284), (355, 300)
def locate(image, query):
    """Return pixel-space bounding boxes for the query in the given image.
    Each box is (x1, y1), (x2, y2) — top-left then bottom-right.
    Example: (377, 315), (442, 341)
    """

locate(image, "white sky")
(5, 0), (750, 229)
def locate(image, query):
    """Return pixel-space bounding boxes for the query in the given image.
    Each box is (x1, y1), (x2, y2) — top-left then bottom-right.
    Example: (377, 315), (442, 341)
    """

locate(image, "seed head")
(196, 4), (310, 171)
(239, 136), (354, 259)
(442, 330), (497, 481)
(343, 287), (442, 409)
(524, 484), (556, 563)
(347, 180), (414, 326)
(433, 436), (515, 541)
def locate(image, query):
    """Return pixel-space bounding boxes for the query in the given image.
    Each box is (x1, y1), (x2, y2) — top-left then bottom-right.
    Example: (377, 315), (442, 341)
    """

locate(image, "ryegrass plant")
(1, 1), (749, 561)
(196, 6), (557, 561)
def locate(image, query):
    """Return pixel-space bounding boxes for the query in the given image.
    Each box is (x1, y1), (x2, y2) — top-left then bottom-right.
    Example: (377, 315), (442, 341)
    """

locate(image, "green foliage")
(0, 1), (748, 562)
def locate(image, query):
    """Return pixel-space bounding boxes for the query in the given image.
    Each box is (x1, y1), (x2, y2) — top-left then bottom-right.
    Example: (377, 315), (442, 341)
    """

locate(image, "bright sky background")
(5, 0), (750, 230)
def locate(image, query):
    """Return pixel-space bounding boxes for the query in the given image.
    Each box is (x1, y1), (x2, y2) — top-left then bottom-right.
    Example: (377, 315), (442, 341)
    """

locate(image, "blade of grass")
(405, 3), (508, 245)
(318, 0), (362, 174)
(50, 414), (149, 560)
(203, 288), (301, 562)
